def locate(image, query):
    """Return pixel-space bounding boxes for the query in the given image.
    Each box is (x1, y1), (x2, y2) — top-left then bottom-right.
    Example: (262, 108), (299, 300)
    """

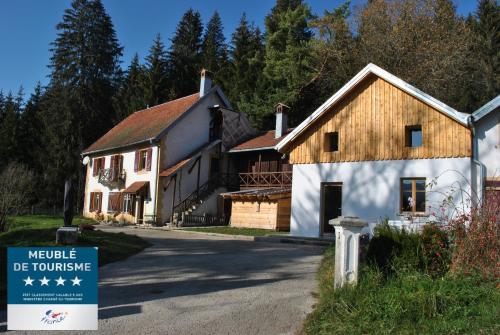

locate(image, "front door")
(321, 183), (342, 234)
(136, 196), (145, 224)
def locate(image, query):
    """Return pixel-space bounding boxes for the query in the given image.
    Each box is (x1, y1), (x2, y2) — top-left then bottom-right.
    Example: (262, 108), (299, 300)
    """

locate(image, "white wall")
(83, 145), (159, 222)
(290, 158), (471, 237)
(160, 92), (225, 221)
(476, 109), (500, 178)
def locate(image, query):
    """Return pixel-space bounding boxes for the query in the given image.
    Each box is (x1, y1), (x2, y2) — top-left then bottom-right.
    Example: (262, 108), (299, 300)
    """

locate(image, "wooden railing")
(238, 171), (292, 188)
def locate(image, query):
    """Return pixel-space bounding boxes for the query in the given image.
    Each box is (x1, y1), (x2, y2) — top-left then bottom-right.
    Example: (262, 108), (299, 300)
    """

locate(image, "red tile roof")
(83, 93), (199, 154)
(230, 129), (293, 152)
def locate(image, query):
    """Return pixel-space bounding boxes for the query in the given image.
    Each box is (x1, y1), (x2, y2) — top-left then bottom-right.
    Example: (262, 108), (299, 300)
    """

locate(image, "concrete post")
(329, 216), (368, 289)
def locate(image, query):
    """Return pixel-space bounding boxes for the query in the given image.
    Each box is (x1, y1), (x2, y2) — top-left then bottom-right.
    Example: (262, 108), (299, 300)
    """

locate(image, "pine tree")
(246, 0), (314, 128)
(114, 54), (148, 122)
(18, 83), (44, 171)
(144, 34), (169, 106)
(469, 0), (500, 109)
(201, 11), (228, 76)
(42, 0), (122, 206)
(168, 8), (203, 98)
(0, 90), (22, 170)
(225, 14), (265, 121)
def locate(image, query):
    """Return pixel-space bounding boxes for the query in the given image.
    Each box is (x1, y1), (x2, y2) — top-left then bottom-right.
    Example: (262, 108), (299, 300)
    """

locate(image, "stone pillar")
(329, 216), (368, 289)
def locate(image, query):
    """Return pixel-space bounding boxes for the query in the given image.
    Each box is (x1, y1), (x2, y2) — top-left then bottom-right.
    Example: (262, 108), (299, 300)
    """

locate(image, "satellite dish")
(82, 156), (90, 166)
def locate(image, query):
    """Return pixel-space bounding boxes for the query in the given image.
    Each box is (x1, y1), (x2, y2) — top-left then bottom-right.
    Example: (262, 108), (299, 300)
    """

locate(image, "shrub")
(421, 224), (451, 277)
(366, 222), (423, 274)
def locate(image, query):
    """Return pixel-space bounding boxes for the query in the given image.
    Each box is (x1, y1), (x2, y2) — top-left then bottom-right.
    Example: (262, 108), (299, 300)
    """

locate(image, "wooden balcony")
(238, 171), (292, 189)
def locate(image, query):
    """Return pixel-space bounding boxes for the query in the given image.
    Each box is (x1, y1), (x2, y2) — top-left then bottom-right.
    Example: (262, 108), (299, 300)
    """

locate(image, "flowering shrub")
(420, 224), (450, 277)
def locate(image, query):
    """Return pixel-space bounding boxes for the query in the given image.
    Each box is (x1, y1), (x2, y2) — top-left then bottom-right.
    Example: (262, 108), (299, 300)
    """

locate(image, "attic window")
(405, 125), (422, 148)
(324, 132), (339, 152)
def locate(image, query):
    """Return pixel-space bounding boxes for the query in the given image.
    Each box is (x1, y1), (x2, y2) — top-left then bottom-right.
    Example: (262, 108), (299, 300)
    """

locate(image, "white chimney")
(200, 69), (213, 97)
(275, 103), (290, 138)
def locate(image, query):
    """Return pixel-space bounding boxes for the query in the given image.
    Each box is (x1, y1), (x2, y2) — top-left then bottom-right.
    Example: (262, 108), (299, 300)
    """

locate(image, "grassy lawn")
(0, 215), (151, 310)
(182, 226), (289, 237)
(303, 246), (500, 334)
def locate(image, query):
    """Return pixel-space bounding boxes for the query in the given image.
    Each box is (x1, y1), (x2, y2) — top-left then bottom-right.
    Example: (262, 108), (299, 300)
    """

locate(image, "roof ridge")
(133, 92), (199, 114)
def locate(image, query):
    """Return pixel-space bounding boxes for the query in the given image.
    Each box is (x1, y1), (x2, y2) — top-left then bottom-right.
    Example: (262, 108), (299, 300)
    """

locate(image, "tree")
(168, 9), (203, 98)
(144, 34), (169, 106)
(464, 0), (500, 111)
(201, 11), (228, 77)
(114, 54), (148, 122)
(304, 1), (356, 117)
(0, 89), (23, 170)
(247, 0), (315, 128)
(42, 0), (122, 207)
(18, 83), (44, 170)
(225, 14), (265, 117)
(0, 162), (35, 232)
(355, 0), (475, 112)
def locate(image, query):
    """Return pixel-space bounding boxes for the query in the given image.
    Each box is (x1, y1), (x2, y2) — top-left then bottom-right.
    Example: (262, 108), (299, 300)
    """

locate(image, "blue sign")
(7, 247), (98, 330)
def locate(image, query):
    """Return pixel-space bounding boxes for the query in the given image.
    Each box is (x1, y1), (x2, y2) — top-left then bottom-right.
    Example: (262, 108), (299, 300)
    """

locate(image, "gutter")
(468, 115), (486, 202)
(153, 138), (161, 224)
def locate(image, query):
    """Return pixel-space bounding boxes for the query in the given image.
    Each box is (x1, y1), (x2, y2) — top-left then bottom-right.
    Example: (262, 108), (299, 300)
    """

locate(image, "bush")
(366, 222), (423, 274)
(421, 224), (450, 277)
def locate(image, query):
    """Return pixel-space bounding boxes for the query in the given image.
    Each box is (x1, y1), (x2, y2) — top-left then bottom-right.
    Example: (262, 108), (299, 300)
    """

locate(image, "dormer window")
(324, 132), (339, 152)
(405, 125), (422, 148)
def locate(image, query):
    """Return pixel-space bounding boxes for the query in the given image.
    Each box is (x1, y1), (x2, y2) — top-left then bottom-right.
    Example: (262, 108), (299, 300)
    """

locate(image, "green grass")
(304, 246), (500, 334)
(0, 215), (151, 310)
(182, 226), (289, 237)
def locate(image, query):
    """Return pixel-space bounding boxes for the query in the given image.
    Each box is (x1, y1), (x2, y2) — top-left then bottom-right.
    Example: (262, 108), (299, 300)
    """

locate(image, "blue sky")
(0, 0), (478, 97)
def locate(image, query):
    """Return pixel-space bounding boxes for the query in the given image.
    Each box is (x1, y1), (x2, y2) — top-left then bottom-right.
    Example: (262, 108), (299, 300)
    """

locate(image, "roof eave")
(228, 146), (276, 153)
(471, 95), (500, 121)
(81, 138), (158, 156)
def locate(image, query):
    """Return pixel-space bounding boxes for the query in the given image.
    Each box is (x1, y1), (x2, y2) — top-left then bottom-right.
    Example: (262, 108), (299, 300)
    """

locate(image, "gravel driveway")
(1, 227), (324, 335)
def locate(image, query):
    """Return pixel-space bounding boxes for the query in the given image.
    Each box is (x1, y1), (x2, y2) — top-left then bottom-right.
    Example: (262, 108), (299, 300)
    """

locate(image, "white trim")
(276, 63), (469, 152)
(472, 95), (500, 121)
(228, 146), (275, 153)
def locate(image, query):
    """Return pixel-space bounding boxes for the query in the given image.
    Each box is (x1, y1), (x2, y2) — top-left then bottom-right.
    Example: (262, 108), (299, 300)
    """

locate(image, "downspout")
(468, 115), (486, 203)
(152, 138), (161, 224)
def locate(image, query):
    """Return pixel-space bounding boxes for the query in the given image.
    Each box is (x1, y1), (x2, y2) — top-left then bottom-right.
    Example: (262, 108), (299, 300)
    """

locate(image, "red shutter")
(134, 151), (139, 172)
(92, 160), (98, 177)
(146, 148), (153, 171)
(89, 192), (95, 211)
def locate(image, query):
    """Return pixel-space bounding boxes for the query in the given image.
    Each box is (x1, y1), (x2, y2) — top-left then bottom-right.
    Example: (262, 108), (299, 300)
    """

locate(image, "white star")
(55, 276), (66, 286)
(23, 276), (34, 286)
(39, 276), (50, 286)
(71, 276), (82, 286)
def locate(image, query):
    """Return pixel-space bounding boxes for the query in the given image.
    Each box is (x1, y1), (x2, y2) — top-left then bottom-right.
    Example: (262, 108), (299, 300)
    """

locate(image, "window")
(401, 178), (426, 213)
(134, 148), (152, 172)
(110, 155), (123, 181)
(405, 125), (422, 147)
(92, 157), (105, 177)
(324, 132), (339, 152)
(89, 192), (102, 212)
(123, 194), (135, 215)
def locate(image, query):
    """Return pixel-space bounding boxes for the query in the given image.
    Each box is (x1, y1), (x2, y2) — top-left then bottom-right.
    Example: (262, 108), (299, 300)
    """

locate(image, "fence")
(180, 214), (227, 227)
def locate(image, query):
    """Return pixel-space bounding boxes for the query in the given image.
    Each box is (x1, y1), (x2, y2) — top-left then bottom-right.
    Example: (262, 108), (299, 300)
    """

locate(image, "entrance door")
(321, 183), (342, 234)
(136, 196), (145, 224)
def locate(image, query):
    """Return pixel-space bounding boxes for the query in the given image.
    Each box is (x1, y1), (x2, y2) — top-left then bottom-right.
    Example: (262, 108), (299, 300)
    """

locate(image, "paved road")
(1, 227), (324, 335)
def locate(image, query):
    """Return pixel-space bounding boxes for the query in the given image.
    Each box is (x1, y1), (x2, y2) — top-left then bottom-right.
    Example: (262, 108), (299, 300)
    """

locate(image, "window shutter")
(119, 192), (124, 212)
(89, 192), (95, 211)
(146, 148), (153, 171)
(134, 151), (139, 172)
(92, 160), (98, 177)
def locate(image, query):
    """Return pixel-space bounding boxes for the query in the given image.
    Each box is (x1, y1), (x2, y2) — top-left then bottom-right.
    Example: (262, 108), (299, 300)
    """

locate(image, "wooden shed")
(221, 188), (291, 231)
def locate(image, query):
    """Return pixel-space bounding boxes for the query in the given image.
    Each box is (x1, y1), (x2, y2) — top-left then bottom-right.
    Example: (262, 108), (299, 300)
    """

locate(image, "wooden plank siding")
(288, 75), (471, 164)
(230, 199), (290, 231)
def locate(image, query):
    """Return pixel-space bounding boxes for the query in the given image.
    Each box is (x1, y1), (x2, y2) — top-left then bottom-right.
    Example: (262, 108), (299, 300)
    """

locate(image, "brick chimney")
(200, 69), (213, 97)
(275, 103), (290, 138)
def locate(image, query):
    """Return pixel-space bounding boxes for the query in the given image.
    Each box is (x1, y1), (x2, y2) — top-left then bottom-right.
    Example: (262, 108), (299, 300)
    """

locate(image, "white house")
(471, 95), (500, 203)
(276, 64), (488, 238)
(82, 70), (253, 224)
